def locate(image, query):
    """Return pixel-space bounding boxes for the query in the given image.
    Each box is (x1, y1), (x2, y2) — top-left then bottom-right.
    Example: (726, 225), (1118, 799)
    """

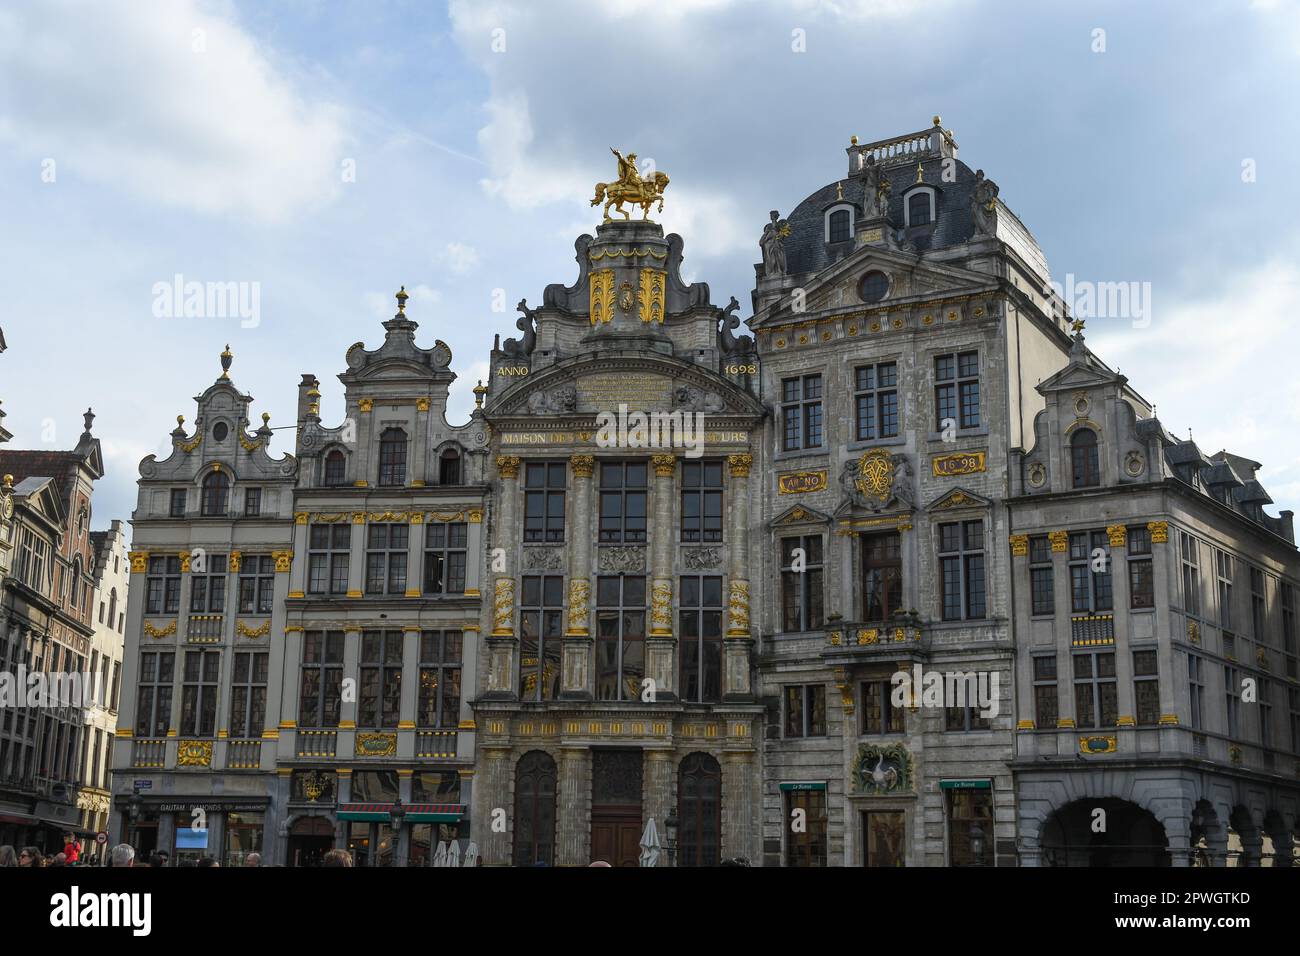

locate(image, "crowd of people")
(0, 834), (277, 867)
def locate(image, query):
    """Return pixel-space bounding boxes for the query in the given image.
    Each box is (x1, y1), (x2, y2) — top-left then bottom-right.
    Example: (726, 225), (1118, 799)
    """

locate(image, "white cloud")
(443, 242), (481, 274)
(0, 0), (348, 223)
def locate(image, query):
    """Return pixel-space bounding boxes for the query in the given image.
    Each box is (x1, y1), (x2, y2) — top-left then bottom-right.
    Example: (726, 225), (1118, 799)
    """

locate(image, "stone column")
(839, 531), (857, 619)
(722, 749), (756, 862)
(347, 512), (366, 598)
(464, 509), (484, 598)
(480, 746), (513, 865)
(411, 398), (430, 486)
(396, 770), (413, 866)
(647, 453), (677, 700)
(339, 627), (361, 753)
(723, 454), (754, 700)
(288, 515), (309, 597)
(485, 456), (520, 699)
(275, 627), (302, 764)
(562, 456), (594, 699)
(354, 401), (372, 487)
(405, 514), (424, 598)
(643, 748), (675, 851)
(1106, 524), (1136, 730)
(398, 626), (420, 760)
(557, 746), (590, 866)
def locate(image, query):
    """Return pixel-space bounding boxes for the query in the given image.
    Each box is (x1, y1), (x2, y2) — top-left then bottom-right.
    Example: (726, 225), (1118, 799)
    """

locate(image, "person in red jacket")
(62, 833), (80, 865)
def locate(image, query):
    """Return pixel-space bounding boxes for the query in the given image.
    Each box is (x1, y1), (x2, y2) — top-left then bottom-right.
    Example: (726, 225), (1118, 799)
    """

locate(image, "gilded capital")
(228, 550), (242, 573)
(727, 453), (753, 478)
(1008, 534), (1028, 558)
(1106, 524), (1127, 548)
(496, 455), (522, 480)
(272, 550), (293, 573)
(128, 551), (150, 573)
(651, 454), (676, 478)
(1047, 530), (1069, 553)
(571, 454), (595, 479)
(1147, 520), (1169, 544)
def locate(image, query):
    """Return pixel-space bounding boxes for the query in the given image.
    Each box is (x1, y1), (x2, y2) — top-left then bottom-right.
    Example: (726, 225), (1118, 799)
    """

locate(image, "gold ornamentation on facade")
(565, 578), (590, 636)
(355, 732), (398, 757)
(1048, 530), (1069, 553)
(650, 580), (672, 635)
(726, 580), (750, 636)
(1187, 620), (1200, 644)
(129, 551), (149, 573)
(777, 471), (827, 494)
(1016, 719), (1035, 730)
(468, 509), (484, 523)
(932, 451), (986, 477)
(1057, 718), (1076, 729)
(493, 578), (515, 636)
(178, 434), (201, 453)
(239, 433), (262, 452)
(727, 454), (753, 477)
(571, 455), (594, 479)
(352, 512), (366, 524)
(143, 621), (177, 639)
(855, 448), (894, 502)
(857, 629), (879, 646)
(638, 268), (665, 324)
(1009, 535), (1029, 557)
(1157, 713), (1178, 726)
(427, 510), (466, 523)
(409, 512), (424, 524)
(1079, 735), (1117, 754)
(588, 247), (669, 261)
(1147, 520), (1169, 544)
(1115, 715), (1136, 727)
(177, 740), (213, 767)
(357, 398), (373, 413)
(178, 550), (192, 573)
(828, 631), (842, 646)
(227, 551), (242, 573)
(236, 620), (270, 638)
(416, 397), (431, 412)
(293, 512), (309, 525)
(368, 511), (409, 523)
(1106, 524), (1127, 548)
(590, 268), (616, 325)
(651, 454), (676, 477)
(496, 455), (521, 479)
(272, 550), (293, 572)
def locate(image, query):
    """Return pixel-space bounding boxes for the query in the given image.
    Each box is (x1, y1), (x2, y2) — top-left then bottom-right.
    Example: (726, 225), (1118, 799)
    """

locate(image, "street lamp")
(664, 810), (678, 868)
(389, 798), (406, 868)
(969, 822), (985, 867)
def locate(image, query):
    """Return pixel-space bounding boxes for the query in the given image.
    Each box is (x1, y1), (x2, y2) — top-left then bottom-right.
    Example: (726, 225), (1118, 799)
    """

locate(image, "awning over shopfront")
(337, 803), (467, 823)
(939, 779), (992, 790)
(778, 782), (827, 792)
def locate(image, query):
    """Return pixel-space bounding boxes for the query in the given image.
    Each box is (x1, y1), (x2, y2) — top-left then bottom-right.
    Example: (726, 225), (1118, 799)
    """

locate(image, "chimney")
(297, 374), (319, 424)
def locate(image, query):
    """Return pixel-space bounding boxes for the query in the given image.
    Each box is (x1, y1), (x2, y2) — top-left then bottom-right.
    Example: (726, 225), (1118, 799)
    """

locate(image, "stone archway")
(1040, 798), (1171, 866)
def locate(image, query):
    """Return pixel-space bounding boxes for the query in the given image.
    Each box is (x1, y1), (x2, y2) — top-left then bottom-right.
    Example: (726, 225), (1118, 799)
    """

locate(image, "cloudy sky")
(1, 0), (1298, 527)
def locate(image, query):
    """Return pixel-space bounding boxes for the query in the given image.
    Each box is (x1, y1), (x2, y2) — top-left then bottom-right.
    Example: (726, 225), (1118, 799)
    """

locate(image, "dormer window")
(903, 185), (937, 228)
(378, 428), (408, 487)
(201, 470), (230, 516)
(439, 448), (462, 486)
(1071, 429), (1100, 488)
(824, 203), (855, 243)
(323, 450), (347, 487)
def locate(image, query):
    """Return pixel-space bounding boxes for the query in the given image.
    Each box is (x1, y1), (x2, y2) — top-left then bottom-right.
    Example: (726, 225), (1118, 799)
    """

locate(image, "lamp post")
(127, 794), (141, 852)
(664, 810), (678, 868)
(969, 822), (985, 868)
(389, 798), (406, 868)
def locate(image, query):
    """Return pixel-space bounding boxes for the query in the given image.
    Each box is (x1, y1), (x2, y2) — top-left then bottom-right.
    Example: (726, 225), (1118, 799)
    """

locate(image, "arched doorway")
(288, 816), (335, 867)
(678, 753), (721, 867)
(513, 751), (557, 866)
(1041, 798), (1170, 866)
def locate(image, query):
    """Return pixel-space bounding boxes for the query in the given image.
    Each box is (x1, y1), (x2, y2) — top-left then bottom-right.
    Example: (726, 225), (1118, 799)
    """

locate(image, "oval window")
(212, 421), (229, 442)
(859, 271), (889, 303)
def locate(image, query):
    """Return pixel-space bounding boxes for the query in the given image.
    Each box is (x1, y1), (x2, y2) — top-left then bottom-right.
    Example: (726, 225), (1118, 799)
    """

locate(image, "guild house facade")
(108, 124), (1300, 865)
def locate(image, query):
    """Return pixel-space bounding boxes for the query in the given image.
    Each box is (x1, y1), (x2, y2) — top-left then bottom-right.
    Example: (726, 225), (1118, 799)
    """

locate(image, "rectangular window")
(307, 524), (351, 595)
(238, 556), (276, 614)
(417, 631), (462, 729)
(359, 630), (403, 728)
(679, 575), (723, 703)
(1283, 584), (1297, 679)
(939, 521), (986, 621)
(784, 684), (827, 738)
(423, 522), (468, 595)
(1033, 655), (1058, 728)
(145, 556), (182, 615)
(1127, 527), (1154, 609)
(784, 789), (827, 867)
(598, 461), (647, 543)
(945, 702), (992, 732)
(1259, 677), (1273, 749)
(1216, 549), (1233, 630)
(179, 649), (220, 737)
(781, 374), (823, 451)
(1289, 687), (1300, 755)
(1225, 665), (1240, 738)
(1188, 654), (1205, 731)
(169, 489), (187, 518)
(189, 555), (227, 613)
(299, 631), (344, 728)
(244, 488), (262, 517)
(680, 460), (723, 543)
(935, 351), (980, 430)
(1133, 649), (1160, 727)
(1181, 531), (1201, 617)
(861, 680), (905, 735)
(1069, 530), (1112, 613)
(854, 362), (899, 441)
(229, 651), (268, 738)
(519, 575), (564, 702)
(365, 524), (408, 595)
(947, 788), (994, 867)
(1073, 650), (1117, 729)
(862, 531), (902, 623)
(595, 575), (646, 701)
(134, 650), (175, 736)
(1251, 567), (1267, 643)
(781, 535), (824, 632)
(524, 462), (567, 543)
(1029, 535), (1055, 616)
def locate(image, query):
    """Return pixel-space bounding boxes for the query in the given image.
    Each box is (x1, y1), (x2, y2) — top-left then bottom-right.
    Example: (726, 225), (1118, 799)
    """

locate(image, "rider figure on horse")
(611, 147), (643, 189)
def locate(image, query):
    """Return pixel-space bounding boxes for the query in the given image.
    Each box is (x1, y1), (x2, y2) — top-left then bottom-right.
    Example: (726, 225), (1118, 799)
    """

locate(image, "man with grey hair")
(244, 852), (261, 867)
(110, 843), (135, 867)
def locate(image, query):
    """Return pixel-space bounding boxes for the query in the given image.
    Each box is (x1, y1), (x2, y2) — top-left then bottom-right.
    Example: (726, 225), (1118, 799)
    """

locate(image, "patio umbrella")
(432, 841), (449, 867)
(638, 817), (662, 867)
(462, 841), (480, 866)
(447, 840), (462, 867)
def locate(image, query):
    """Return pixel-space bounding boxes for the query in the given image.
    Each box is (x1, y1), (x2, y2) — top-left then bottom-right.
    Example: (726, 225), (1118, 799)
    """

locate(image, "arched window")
(439, 448), (461, 486)
(201, 470), (230, 516)
(908, 191), (931, 226)
(378, 429), (407, 487)
(678, 753), (722, 867)
(828, 208), (851, 243)
(513, 751), (557, 866)
(70, 558), (82, 610)
(1071, 429), (1100, 488)
(324, 450), (347, 487)
(108, 587), (118, 626)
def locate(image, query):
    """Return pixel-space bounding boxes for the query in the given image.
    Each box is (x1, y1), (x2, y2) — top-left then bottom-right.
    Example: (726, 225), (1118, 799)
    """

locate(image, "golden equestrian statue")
(591, 147), (670, 222)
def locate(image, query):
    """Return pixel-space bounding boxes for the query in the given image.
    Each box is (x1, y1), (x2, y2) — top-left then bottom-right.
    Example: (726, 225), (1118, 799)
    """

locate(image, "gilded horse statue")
(591, 146), (670, 222)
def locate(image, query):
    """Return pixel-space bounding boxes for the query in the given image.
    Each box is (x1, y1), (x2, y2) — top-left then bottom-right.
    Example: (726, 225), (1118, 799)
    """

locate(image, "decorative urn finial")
(220, 344), (233, 379)
(396, 286), (409, 314)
